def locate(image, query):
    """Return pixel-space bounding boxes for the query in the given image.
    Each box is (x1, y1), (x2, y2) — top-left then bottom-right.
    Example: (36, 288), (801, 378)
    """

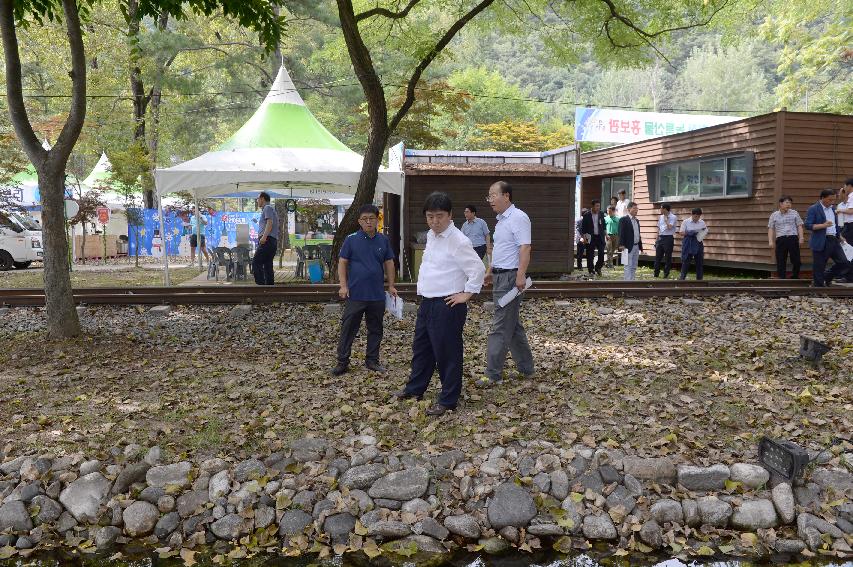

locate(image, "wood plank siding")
(579, 111), (853, 271)
(403, 170), (575, 273)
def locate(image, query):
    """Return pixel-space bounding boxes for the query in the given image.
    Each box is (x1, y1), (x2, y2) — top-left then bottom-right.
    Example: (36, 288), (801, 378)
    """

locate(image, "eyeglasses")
(358, 217), (377, 223)
(486, 194), (500, 202)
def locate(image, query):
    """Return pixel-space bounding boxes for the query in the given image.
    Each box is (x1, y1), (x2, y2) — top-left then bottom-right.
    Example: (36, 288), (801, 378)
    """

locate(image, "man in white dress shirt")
(615, 190), (629, 218)
(838, 177), (853, 243)
(477, 180), (535, 387)
(395, 192), (485, 416)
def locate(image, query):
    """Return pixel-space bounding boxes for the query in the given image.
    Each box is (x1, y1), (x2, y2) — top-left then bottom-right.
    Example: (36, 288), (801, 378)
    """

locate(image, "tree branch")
(0, 1), (46, 165)
(388, 0), (496, 133)
(355, 0), (422, 22)
(598, 0), (730, 40)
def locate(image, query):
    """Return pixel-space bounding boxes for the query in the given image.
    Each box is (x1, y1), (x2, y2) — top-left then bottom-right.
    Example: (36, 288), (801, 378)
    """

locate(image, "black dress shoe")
(393, 389), (422, 401)
(425, 403), (454, 416)
(365, 361), (387, 373)
(330, 364), (348, 376)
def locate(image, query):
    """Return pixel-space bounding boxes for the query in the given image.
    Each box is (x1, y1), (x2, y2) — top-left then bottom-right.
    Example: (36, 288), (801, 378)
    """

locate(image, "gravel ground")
(0, 296), (850, 465)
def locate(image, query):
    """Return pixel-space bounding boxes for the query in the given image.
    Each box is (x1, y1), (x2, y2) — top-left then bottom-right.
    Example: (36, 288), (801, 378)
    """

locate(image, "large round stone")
(123, 501), (159, 537)
(487, 482), (536, 529)
(368, 468), (430, 501)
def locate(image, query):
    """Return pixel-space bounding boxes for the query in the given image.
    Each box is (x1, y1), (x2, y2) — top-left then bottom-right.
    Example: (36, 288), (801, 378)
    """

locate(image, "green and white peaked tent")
(154, 65), (403, 199)
(153, 65), (404, 284)
(81, 152), (112, 189)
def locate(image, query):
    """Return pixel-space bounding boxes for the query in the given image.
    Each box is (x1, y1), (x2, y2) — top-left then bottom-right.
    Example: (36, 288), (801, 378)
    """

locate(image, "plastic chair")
(208, 247), (233, 281)
(318, 244), (333, 272)
(231, 246), (251, 281)
(303, 244), (320, 260)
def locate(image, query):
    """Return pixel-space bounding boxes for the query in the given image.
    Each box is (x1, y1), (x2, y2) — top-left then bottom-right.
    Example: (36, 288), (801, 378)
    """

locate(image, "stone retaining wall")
(1, 437), (851, 562)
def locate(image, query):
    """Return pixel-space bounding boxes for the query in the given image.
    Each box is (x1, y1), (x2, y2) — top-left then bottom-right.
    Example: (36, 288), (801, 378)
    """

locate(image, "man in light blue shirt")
(461, 205), (491, 259)
(478, 181), (534, 387)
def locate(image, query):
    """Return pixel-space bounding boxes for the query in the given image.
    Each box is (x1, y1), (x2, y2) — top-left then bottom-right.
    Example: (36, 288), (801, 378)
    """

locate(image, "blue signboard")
(128, 210), (261, 257)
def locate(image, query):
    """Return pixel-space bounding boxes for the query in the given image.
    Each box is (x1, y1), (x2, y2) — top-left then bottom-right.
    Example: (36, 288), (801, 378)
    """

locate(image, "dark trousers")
(679, 247), (704, 280)
(654, 235), (674, 277)
(252, 237), (277, 285)
(576, 241), (586, 270)
(474, 245), (487, 259)
(586, 235), (605, 273)
(336, 299), (384, 365)
(775, 235), (801, 279)
(404, 297), (467, 408)
(843, 223), (853, 243)
(812, 236), (851, 286)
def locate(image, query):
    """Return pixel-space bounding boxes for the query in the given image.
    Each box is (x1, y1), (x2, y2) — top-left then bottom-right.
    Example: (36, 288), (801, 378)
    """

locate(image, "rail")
(0, 279), (849, 307)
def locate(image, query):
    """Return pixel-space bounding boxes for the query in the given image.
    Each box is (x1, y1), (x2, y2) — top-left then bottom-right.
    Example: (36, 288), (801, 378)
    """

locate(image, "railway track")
(0, 279), (850, 306)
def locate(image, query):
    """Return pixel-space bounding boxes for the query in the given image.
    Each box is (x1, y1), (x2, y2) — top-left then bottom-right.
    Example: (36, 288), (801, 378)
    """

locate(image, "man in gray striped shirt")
(768, 196), (804, 279)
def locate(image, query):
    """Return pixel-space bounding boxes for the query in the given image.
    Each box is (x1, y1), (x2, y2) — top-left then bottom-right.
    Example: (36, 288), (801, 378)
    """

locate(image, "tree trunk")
(331, 122), (389, 278)
(146, 13), (168, 191)
(0, 0), (85, 338)
(127, 0), (153, 208)
(80, 222), (86, 265)
(39, 169), (81, 335)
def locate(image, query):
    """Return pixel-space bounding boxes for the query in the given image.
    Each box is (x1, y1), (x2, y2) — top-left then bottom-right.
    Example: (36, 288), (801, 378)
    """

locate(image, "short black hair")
(845, 177), (853, 186)
(423, 191), (452, 214)
(628, 201), (637, 208)
(492, 180), (513, 201)
(591, 199), (600, 206)
(618, 190), (626, 195)
(258, 191), (271, 202)
(606, 205), (615, 212)
(660, 203), (671, 211)
(610, 197), (618, 203)
(779, 196), (792, 204)
(691, 207), (703, 215)
(358, 204), (379, 217)
(820, 188), (836, 199)
(465, 205), (477, 214)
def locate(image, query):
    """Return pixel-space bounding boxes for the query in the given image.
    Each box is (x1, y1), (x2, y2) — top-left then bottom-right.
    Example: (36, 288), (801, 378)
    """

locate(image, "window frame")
(600, 174), (633, 205)
(647, 152), (754, 203)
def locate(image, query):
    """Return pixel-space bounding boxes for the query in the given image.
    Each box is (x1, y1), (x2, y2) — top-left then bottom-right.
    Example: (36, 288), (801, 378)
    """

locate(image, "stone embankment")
(1, 437), (851, 561)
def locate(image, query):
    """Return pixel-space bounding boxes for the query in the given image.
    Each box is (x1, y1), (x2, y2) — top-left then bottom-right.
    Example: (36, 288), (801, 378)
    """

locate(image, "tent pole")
(157, 184), (171, 286)
(194, 189), (202, 270)
(398, 178), (405, 281)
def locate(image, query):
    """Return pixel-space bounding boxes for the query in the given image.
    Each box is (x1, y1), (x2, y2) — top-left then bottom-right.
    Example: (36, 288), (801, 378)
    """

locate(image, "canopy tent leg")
(157, 186), (171, 286)
(398, 189), (405, 280)
(194, 190), (203, 270)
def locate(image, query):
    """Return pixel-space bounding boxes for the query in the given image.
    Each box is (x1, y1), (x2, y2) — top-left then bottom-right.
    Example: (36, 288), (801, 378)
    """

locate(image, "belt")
(776, 234), (798, 239)
(658, 234), (674, 238)
(827, 235), (838, 239)
(492, 267), (517, 274)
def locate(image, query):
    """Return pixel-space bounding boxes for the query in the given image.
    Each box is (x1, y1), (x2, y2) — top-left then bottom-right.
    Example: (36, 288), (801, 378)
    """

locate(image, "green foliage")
(760, 0), (852, 113)
(673, 39), (773, 113)
(296, 199), (334, 232)
(471, 120), (572, 151)
(13, 0), (285, 52)
(386, 80), (472, 149)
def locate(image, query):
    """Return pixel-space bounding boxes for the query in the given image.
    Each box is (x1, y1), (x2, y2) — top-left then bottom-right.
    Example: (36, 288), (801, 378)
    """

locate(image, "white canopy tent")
(153, 65), (404, 284)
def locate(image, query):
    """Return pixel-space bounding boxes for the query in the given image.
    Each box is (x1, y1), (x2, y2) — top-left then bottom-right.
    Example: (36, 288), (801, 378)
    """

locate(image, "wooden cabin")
(578, 111), (853, 272)
(387, 148), (577, 277)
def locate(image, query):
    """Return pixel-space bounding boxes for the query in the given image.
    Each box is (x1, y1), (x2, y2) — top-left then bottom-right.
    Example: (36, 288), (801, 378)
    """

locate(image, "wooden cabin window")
(600, 175), (632, 203)
(649, 152), (754, 202)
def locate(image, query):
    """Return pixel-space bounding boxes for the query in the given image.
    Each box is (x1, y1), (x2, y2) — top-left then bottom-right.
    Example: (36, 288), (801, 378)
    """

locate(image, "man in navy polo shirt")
(331, 204), (398, 376)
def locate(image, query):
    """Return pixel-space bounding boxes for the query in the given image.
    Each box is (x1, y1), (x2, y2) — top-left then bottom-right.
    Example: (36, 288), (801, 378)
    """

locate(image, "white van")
(0, 210), (43, 270)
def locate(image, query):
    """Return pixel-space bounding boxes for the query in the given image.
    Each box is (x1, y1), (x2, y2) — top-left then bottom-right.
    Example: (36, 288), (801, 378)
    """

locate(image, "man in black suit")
(581, 200), (606, 276)
(618, 201), (643, 280)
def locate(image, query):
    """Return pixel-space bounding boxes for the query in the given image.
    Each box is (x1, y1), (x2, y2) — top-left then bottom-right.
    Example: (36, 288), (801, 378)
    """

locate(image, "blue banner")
(128, 210), (261, 257)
